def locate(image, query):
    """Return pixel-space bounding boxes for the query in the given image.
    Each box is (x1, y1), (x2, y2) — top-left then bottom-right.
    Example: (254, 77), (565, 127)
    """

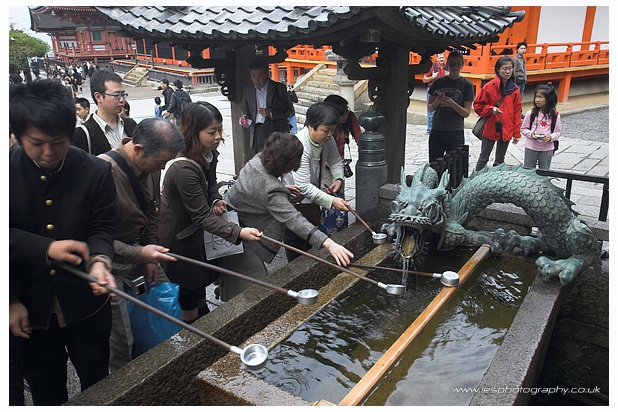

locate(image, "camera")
(130, 276), (148, 297)
(343, 158), (353, 178)
(534, 134), (544, 139)
(495, 121), (503, 133)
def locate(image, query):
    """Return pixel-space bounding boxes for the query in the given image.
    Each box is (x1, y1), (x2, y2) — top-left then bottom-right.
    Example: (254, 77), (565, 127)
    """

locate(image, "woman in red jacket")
(473, 56), (522, 171)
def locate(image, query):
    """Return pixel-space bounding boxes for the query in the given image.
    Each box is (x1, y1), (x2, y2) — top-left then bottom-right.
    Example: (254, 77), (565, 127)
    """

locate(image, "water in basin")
(250, 248), (537, 405)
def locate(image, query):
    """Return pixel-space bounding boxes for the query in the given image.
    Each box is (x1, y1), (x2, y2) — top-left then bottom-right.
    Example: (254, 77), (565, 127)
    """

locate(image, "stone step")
(311, 74), (337, 83)
(299, 86), (338, 97)
(306, 80), (339, 90)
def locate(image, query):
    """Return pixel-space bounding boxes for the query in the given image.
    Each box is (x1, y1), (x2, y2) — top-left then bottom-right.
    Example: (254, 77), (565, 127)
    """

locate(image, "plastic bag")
(127, 282), (183, 357)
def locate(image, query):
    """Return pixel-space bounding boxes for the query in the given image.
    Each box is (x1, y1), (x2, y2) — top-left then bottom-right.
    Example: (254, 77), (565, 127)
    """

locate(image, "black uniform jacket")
(9, 146), (117, 328)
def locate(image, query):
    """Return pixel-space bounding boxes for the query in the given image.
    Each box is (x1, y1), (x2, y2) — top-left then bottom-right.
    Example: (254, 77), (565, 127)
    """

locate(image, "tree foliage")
(9, 29), (50, 74)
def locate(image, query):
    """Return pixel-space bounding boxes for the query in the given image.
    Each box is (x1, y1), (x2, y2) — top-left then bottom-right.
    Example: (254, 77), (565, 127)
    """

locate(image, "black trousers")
(15, 303), (112, 405)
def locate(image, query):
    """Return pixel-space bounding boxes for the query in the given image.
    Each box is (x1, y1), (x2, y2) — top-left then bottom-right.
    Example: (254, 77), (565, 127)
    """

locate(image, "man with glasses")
(72, 69), (137, 155)
(426, 51), (475, 162)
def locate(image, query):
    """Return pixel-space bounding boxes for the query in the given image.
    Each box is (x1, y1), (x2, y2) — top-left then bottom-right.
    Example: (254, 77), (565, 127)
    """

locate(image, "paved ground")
(24, 79), (609, 405)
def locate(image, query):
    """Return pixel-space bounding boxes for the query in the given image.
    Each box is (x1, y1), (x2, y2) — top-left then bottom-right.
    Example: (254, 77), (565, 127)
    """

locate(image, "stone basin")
(65, 221), (564, 406)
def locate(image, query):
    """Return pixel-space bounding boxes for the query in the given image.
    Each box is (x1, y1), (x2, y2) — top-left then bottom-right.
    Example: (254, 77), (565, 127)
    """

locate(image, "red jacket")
(473, 76), (522, 141)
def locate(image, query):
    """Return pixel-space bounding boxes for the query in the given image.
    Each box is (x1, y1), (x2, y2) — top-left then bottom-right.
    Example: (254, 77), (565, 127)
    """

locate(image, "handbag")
(126, 282), (183, 357)
(472, 94), (508, 140)
(472, 117), (488, 140)
(203, 210), (245, 260)
(516, 75), (526, 85)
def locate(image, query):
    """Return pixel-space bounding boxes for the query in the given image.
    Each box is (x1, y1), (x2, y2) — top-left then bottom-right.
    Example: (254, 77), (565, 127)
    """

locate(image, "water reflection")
(251, 250), (536, 405)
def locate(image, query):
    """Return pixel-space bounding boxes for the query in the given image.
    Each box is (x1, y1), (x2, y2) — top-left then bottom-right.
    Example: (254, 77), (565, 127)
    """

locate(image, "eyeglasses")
(499, 67), (514, 72)
(105, 92), (129, 99)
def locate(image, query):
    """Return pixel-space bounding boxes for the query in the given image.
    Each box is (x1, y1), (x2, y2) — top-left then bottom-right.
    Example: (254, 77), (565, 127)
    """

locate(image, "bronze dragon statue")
(381, 163), (602, 286)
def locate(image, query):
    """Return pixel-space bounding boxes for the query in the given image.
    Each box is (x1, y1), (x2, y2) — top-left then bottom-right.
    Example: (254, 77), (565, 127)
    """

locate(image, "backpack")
(173, 90), (192, 116)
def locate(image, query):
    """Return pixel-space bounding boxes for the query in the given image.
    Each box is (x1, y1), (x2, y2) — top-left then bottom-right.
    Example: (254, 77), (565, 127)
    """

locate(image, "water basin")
(249, 249), (537, 405)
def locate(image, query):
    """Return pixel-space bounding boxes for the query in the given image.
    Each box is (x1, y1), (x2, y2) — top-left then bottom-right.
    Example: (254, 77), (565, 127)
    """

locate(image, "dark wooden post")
(231, 46), (257, 174)
(372, 44), (410, 183)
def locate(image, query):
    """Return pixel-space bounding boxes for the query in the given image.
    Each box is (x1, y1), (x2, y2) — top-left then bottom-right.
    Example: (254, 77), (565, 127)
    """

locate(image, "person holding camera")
(427, 51), (475, 162)
(473, 56), (522, 171)
(98, 118), (184, 372)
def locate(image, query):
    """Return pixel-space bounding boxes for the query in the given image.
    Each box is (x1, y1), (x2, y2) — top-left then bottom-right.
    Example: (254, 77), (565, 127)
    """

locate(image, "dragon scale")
(382, 163), (602, 286)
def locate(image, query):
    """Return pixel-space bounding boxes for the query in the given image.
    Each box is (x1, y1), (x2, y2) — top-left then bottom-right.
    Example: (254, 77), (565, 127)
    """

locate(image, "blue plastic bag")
(126, 282), (183, 357)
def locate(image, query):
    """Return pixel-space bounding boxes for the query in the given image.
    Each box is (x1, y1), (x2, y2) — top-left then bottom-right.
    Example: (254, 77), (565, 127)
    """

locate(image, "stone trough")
(66, 220), (566, 406)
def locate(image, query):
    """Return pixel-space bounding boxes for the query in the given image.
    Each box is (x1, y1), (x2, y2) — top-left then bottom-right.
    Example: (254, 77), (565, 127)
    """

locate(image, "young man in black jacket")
(10, 79), (117, 405)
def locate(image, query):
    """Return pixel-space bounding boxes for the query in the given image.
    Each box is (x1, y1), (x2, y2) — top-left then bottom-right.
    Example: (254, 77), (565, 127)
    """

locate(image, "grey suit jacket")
(224, 154), (327, 263)
(241, 79), (294, 147)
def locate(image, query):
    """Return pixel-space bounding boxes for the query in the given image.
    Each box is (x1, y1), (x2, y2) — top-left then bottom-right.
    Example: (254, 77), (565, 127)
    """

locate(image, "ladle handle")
(348, 262), (435, 278)
(324, 185), (374, 233)
(166, 252), (290, 296)
(55, 261), (233, 351)
(259, 234), (379, 287)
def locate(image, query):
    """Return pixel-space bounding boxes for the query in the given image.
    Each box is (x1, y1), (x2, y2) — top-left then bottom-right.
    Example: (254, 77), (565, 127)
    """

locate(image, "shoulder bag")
(472, 94), (508, 140)
(167, 157), (244, 260)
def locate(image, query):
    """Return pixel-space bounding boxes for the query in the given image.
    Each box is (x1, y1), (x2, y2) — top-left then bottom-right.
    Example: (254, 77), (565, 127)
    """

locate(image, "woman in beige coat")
(159, 102), (260, 322)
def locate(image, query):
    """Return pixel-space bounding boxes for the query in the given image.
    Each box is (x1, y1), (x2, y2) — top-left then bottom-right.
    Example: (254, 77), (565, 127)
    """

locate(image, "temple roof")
(95, 6), (525, 55)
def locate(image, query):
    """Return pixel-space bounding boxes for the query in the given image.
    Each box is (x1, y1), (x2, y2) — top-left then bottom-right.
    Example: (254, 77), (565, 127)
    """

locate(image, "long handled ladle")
(56, 261), (269, 370)
(259, 234), (405, 296)
(165, 252), (319, 305)
(324, 186), (387, 244)
(348, 263), (460, 287)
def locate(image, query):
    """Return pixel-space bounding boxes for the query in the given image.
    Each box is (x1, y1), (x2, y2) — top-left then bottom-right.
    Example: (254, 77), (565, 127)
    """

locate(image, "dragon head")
(382, 164), (450, 267)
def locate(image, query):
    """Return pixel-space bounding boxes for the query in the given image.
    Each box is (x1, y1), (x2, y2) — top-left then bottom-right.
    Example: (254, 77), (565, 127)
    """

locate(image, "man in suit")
(72, 69), (137, 155)
(9, 79), (117, 405)
(240, 59), (294, 159)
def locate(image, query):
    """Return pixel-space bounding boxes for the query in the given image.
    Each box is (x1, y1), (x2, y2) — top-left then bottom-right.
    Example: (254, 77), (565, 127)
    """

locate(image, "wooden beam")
(338, 244), (492, 406)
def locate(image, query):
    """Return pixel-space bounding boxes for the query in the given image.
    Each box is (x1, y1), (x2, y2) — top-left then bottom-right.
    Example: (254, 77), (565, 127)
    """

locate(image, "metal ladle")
(348, 263), (460, 287)
(259, 234), (405, 296)
(56, 261), (269, 370)
(166, 252), (319, 306)
(324, 185), (387, 244)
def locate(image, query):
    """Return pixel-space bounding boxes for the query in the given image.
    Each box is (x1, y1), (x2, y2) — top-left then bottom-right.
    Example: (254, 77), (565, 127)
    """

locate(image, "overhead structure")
(95, 6), (525, 181)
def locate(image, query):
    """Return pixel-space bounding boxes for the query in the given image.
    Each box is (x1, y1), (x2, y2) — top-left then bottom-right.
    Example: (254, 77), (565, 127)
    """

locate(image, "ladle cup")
(166, 252), (319, 306)
(324, 185), (387, 244)
(56, 261), (269, 369)
(259, 234), (405, 296)
(348, 263), (461, 287)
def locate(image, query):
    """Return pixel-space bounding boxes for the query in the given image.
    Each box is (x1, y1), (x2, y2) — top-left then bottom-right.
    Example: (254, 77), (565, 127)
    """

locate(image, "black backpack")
(173, 90), (192, 116)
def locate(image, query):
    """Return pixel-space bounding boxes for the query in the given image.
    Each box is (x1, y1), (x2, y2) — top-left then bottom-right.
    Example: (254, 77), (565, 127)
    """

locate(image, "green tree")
(9, 29), (50, 76)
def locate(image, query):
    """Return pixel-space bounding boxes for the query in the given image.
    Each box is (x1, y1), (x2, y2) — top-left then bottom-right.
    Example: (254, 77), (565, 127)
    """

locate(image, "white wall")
(537, 6), (609, 52)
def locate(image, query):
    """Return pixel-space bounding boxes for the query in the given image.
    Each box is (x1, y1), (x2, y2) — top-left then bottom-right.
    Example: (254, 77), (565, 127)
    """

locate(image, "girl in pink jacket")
(520, 83), (561, 170)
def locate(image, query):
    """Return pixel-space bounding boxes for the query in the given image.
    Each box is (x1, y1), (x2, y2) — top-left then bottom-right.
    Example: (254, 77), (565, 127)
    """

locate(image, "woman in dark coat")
(159, 102), (260, 322)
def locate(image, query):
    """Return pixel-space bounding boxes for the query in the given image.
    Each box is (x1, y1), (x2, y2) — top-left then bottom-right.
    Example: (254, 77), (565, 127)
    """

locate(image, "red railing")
(279, 42), (609, 102)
